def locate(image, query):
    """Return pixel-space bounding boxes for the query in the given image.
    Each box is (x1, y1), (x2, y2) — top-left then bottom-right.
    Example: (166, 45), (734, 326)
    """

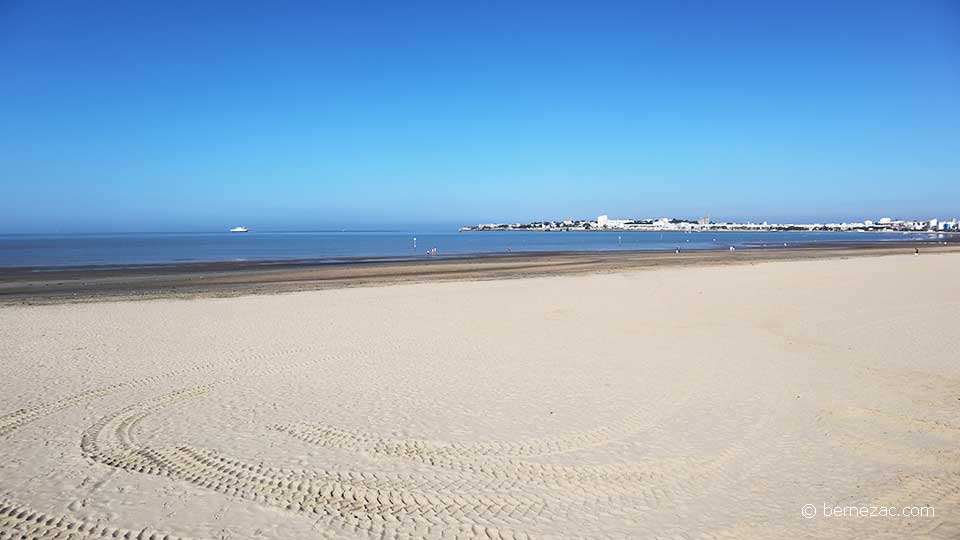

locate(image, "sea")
(0, 230), (937, 269)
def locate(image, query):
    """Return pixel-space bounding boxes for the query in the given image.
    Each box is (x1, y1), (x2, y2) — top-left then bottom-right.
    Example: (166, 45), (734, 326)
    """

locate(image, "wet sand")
(2, 241), (959, 305)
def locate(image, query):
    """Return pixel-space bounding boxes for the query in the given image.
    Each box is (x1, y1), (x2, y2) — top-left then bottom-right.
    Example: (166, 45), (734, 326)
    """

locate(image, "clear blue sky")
(2, 1), (958, 232)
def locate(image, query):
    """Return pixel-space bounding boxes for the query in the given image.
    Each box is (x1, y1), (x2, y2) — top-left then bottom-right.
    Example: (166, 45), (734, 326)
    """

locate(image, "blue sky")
(1, 1), (958, 232)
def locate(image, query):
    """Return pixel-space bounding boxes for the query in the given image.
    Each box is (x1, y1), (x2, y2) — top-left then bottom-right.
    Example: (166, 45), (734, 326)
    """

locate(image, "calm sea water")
(0, 230), (929, 269)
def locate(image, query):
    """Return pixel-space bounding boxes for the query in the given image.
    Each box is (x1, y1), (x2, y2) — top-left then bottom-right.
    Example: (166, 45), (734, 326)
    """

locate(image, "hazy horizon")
(3, 211), (960, 235)
(2, 1), (958, 234)
(5, 208), (960, 235)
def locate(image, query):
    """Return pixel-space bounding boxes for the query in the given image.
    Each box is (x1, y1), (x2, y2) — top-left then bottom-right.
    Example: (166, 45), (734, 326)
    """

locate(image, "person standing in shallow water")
(915, 247), (919, 256)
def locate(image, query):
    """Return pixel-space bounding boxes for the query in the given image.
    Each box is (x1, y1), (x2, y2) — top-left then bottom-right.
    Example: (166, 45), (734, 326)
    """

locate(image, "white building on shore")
(460, 213), (960, 233)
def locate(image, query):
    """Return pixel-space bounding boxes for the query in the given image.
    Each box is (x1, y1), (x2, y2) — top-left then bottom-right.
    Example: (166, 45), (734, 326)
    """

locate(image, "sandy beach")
(1, 252), (958, 539)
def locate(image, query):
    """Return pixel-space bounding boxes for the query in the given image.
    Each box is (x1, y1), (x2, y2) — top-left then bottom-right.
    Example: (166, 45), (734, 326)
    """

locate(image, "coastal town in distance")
(460, 214), (960, 233)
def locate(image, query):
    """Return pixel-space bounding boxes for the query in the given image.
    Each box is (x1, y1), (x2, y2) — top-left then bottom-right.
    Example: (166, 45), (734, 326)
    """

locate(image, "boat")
(229, 226), (249, 233)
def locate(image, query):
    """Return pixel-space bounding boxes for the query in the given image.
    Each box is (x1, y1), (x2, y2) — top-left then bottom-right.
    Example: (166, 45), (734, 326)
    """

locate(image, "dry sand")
(1, 252), (958, 539)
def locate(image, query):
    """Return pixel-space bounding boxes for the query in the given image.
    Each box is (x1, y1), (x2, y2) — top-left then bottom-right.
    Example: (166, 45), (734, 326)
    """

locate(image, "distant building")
(460, 213), (958, 234)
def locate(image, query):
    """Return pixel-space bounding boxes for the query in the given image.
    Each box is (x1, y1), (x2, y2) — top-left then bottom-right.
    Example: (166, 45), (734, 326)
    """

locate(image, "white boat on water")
(229, 226), (249, 233)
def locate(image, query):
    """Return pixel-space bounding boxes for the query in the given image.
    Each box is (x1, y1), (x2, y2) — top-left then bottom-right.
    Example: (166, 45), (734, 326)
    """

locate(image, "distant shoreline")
(2, 239), (959, 305)
(459, 229), (960, 234)
(459, 216), (960, 233)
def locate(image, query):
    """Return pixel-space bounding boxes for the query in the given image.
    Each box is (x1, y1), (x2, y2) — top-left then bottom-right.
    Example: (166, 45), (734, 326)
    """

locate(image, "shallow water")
(0, 230), (931, 268)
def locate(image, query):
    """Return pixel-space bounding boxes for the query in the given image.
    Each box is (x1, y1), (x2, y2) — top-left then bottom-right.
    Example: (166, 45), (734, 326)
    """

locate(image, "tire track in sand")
(3, 342), (802, 539)
(78, 380), (800, 540)
(270, 405), (668, 460)
(0, 347), (312, 540)
(0, 346), (307, 438)
(79, 386), (657, 539)
(0, 498), (195, 540)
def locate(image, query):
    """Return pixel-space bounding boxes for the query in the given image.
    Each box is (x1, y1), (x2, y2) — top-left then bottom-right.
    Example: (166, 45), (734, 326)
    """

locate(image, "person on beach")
(915, 248), (919, 256)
